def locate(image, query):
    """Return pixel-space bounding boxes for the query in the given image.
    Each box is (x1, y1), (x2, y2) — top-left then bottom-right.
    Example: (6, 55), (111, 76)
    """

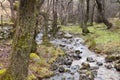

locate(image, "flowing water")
(36, 33), (120, 80)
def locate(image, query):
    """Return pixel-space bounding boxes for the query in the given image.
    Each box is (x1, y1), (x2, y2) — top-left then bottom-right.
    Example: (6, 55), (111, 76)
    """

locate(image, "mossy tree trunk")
(1, 0), (36, 80)
(90, 0), (96, 26)
(79, 0), (90, 34)
(8, 0), (15, 22)
(31, 0), (44, 53)
(96, 0), (112, 29)
(52, 0), (58, 37)
(39, 12), (49, 46)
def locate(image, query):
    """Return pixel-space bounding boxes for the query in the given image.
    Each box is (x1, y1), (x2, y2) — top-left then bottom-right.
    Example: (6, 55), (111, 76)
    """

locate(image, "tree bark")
(90, 0), (96, 26)
(8, 0), (15, 22)
(39, 12), (49, 45)
(79, 0), (90, 34)
(96, 0), (112, 29)
(31, 0), (44, 53)
(52, 0), (58, 37)
(1, 0), (36, 80)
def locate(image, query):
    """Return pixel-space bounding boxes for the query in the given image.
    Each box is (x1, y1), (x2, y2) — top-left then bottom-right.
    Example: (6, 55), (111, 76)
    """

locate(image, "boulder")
(105, 55), (120, 62)
(96, 62), (103, 66)
(64, 57), (73, 65)
(114, 60), (120, 71)
(81, 62), (90, 69)
(59, 44), (66, 47)
(51, 63), (58, 71)
(114, 63), (120, 71)
(64, 33), (73, 39)
(105, 64), (113, 69)
(59, 66), (65, 73)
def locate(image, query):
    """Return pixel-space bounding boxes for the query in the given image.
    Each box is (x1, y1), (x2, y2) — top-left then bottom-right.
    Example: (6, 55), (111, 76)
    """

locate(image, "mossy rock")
(13, 1), (19, 11)
(105, 55), (120, 62)
(37, 45), (64, 63)
(81, 62), (90, 69)
(114, 63), (120, 71)
(0, 22), (14, 26)
(36, 68), (54, 79)
(29, 45), (64, 79)
(27, 74), (37, 80)
(0, 69), (6, 76)
(30, 53), (40, 62)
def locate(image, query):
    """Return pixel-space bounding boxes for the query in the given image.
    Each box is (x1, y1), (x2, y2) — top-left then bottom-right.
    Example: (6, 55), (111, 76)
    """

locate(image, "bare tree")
(96, 0), (113, 29)
(79, 0), (90, 34)
(8, 0), (15, 21)
(52, 0), (58, 37)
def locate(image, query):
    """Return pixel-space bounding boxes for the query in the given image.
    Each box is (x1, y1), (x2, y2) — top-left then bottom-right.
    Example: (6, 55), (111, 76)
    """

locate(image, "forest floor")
(0, 19), (120, 79)
(0, 39), (65, 79)
(61, 21), (120, 55)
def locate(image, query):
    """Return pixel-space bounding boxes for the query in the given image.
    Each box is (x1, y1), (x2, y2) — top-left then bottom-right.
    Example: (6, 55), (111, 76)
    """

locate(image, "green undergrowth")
(0, 69), (6, 76)
(29, 45), (64, 79)
(0, 44), (64, 80)
(61, 22), (120, 54)
(0, 21), (14, 26)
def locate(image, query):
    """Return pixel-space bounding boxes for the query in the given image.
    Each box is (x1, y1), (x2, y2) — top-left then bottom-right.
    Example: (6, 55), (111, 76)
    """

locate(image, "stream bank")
(36, 32), (120, 80)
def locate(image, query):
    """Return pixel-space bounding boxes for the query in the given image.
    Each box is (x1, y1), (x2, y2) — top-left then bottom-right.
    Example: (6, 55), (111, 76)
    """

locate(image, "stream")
(36, 33), (120, 80)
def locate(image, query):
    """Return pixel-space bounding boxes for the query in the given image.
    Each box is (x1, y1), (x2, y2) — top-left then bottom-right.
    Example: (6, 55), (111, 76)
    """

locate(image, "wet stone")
(114, 63), (120, 71)
(59, 66), (65, 73)
(56, 57), (65, 65)
(69, 47), (74, 50)
(96, 62), (103, 66)
(91, 70), (98, 77)
(64, 59), (73, 66)
(51, 64), (58, 71)
(64, 33), (73, 39)
(73, 53), (81, 60)
(90, 66), (99, 70)
(75, 50), (82, 54)
(70, 65), (80, 74)
(105, 64), (113, 69)
(57, 31), (64, 36)
(66, 76), (74, 80)
(105, 55), (120, 62)
(59, 44), (66, 47)
(81, 62), (90, 69)
(87, 57), (95, 62)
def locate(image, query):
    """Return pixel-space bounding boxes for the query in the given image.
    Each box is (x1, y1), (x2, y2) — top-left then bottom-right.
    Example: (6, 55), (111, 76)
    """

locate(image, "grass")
(61, 25), (82, 34)
(89, 23), (120, 44)
(61, 22), (120, 54)
(0, 21), (14, 26)
(61, 23), (120, 44)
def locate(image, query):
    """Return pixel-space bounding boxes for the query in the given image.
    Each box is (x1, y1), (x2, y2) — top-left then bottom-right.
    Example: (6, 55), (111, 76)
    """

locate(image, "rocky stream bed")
(0, 25), (120, 80)
(36, 32), (120, 80)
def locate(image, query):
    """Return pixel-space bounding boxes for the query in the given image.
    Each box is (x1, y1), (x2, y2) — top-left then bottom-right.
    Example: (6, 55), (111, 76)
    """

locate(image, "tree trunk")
(39, 12), (49, 45)
(31, 0), (44, 53)
(8, 0), (15, 22)
(1, 0), (36, 80)
(96, 0), (112, 29)
(90, 0), (96, 26)
(52, 0), (58, 37)
(80, 0), (90, 34)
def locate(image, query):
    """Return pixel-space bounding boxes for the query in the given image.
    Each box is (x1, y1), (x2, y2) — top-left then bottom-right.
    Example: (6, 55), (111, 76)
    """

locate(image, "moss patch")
(61, 22), (120, 54)
(29, 45), (64, 79)
(0, 69), (6, 75)
(0, 21), (14, 26)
